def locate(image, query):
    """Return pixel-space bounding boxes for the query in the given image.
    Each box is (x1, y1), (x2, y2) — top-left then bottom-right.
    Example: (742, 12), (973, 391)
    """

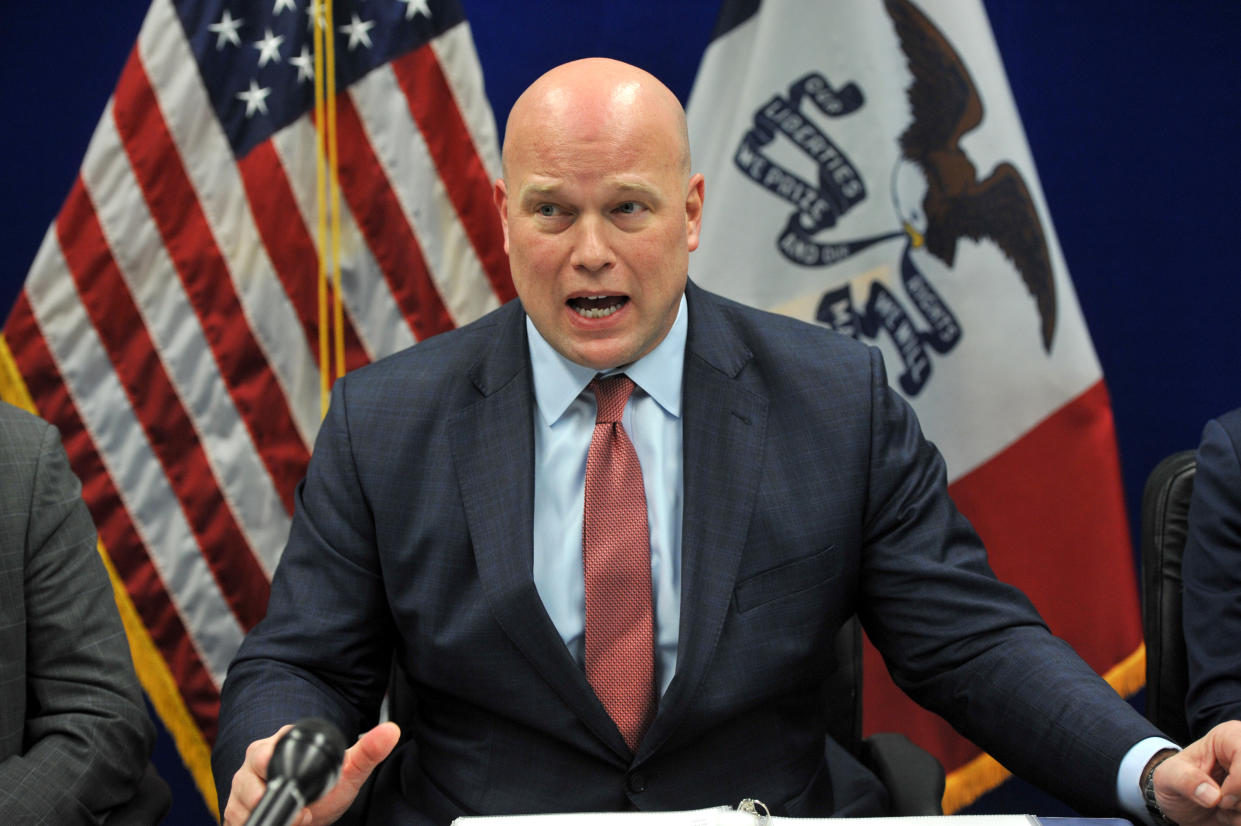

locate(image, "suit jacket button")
(627, 772), (646, 793)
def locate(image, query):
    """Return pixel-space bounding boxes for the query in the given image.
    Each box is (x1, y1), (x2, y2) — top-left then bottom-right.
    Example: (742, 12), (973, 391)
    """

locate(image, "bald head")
(491, 57), (705, 370)
(501, 58), (691, 181)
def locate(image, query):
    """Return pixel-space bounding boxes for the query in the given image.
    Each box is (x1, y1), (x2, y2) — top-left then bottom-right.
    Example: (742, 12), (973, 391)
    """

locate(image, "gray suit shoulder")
(0, 401), (165, 822)
(0, 400), (56, 459)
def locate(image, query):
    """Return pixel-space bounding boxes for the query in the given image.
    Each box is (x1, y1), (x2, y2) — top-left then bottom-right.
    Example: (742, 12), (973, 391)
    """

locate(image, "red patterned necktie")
(582, 374), (655, 751)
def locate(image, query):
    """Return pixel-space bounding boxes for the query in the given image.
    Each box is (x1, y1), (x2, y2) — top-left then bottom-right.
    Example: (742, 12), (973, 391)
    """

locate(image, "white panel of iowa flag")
(686, 0), (1142, 810)
(0, 0), (511, 816)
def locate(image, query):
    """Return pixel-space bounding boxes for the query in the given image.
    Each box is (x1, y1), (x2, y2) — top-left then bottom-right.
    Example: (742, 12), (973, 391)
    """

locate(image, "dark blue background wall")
(2, 2), (1237, 822)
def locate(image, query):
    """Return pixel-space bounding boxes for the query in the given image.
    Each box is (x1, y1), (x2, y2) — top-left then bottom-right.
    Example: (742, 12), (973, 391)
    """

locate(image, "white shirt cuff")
(1117, 736), (1180, 825)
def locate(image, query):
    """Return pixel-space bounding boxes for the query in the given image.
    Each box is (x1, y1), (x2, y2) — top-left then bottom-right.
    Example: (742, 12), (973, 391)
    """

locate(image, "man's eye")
(615, 201), (642, 215)
(536, 204), (560, 217)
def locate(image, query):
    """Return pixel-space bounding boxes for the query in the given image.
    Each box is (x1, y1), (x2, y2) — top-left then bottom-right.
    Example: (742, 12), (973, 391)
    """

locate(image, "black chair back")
(1140, 449), (1196, 745)
(826, 615), (863, 754)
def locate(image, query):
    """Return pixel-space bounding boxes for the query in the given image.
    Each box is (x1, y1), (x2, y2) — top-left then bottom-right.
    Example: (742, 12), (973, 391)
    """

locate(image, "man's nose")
(571, 216), (614, 274)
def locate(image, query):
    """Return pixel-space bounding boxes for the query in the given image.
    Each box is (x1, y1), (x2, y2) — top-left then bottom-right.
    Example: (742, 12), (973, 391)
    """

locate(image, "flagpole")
(313, 1), (329, 415)
(326, 0), (345, 383)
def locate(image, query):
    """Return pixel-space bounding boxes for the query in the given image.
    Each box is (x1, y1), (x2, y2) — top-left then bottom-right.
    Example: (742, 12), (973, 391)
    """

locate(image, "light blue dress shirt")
(523, 293), (1174, 818)
(526, 294), (686, 697)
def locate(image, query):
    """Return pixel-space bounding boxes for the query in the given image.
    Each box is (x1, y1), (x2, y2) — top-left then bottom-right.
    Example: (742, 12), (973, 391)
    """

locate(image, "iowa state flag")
(686, 0), (1142, 810)
(0, 0), (510, 817)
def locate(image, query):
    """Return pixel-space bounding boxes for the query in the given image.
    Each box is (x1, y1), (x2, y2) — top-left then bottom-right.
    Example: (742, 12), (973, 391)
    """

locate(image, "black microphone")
(244, 718), (348, 826)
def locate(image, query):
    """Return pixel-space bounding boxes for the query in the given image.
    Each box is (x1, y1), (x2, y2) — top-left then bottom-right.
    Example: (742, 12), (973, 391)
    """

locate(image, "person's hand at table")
(222, 721), (400, 826)
(1153, 721), (1241, 826)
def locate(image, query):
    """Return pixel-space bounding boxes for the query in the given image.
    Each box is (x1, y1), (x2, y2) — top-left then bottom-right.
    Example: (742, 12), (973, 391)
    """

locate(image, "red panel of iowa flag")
(686, 0), (1143, 811)
(0, 0), (511, 816)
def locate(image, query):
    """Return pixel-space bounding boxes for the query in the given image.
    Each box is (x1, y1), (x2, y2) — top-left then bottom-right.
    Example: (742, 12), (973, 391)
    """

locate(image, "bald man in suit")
(214, 59), (1241, 826)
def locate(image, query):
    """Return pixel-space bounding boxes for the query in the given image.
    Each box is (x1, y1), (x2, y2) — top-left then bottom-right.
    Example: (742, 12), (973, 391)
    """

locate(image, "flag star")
(305, 0), (326, 32)
(237, 80), (273, 117)
(290, 45), (314, 83)
(339, 13), (376, 50)
(253, 27), (285, 67)
(274, 0), (297, 14)
(398, 0), (432, 20)
(208, 9), (244, 49)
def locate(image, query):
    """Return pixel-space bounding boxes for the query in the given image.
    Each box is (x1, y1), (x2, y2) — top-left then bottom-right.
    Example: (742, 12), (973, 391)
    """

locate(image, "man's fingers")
(223, 762), (275, 826)
(226, 721), (401, 826)
(340, 721), (401, 783)
(223, 725), (298, 826)
(222, 796), (252, 826)
(1211, 723), (1241, 804)
(1159, 752), (1218, 803)
(299, 723), (402, 825)
(247, 723), (294, 781)
(231, 764), (269, 811)
(1153, 725), (1241, 826)
(1151, 751), (1222, 826)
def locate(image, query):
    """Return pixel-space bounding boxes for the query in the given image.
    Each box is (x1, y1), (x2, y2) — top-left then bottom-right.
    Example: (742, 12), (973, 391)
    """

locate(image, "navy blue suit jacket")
(1183, 407), (1241, 737)
(213, 282), (1158, 822)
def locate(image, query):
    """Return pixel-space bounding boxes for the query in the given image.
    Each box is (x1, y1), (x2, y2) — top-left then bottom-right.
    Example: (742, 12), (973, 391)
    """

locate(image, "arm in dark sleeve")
(0, 416), (156, 823)
(855, 349), (1159, 815)
(1183, 410), (1241, 737)
(212, 379), (396, 813)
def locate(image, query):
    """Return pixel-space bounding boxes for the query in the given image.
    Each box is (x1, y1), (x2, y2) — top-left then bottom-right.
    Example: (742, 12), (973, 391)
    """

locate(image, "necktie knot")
(591, 375), (635, 424)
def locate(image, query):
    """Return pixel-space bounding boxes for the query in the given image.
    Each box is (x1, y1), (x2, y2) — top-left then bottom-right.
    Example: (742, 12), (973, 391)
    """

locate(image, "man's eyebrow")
(517, 182), (562, 205)
(611, 180), (663, 201)
(519, 182), (560, 197)
(516, 179), (663, 204)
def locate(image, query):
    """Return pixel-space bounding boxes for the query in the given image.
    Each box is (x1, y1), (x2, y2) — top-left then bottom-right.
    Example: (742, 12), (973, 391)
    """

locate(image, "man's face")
(494, 87), (704, 371)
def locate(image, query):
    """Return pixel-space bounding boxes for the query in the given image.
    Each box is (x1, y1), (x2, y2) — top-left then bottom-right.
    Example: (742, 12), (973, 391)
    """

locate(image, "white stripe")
(137, 0), (321, 445)
(431, 21), (503, 182)
(79, 105), (289, 576)
(350, 64), (501, 327)
(23, 231), (241, 687)
(270, 117), (418, 360)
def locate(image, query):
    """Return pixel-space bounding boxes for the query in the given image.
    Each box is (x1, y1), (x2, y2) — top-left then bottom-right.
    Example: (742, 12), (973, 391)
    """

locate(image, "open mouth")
(568, 295), (628, 319)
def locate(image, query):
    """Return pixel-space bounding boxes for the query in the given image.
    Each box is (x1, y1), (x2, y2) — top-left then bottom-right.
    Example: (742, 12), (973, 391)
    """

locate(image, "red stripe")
(391, 47), (515, 303)
(949, 380), (1139, 661)
(334, 93), (456, 341)
(237, 141), (370, 374)
(861, 380), (1140, 772)
(4, 293), (221, 740)
(111, 49), (309, 511)
(54, 176), (270, 631)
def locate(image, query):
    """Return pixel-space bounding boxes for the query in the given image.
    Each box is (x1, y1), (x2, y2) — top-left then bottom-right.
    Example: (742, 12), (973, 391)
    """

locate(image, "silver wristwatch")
(1142, 750), (1178, 826)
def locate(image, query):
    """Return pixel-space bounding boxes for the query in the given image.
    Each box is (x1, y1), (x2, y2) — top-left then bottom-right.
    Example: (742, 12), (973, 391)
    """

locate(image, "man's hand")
(222, 721), (401, 826)
(1153, 721), (1241, 826)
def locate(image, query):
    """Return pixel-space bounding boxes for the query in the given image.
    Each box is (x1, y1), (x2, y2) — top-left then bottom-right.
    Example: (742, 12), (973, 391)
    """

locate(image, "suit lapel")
(641, 283), (769, 755)
(448, 303), (628, 757)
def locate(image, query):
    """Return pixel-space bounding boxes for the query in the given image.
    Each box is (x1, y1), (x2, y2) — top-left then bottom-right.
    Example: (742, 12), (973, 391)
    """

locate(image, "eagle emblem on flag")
(732, 0), (1057, 394)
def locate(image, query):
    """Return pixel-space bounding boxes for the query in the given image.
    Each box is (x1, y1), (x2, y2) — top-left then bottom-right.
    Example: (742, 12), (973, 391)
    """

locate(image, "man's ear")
(685, 173), (705, 252)
(493, 178), (511, 255)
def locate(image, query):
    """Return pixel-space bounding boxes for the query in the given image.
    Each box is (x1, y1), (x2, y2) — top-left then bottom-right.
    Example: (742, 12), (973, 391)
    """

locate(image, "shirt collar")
(526, 292), (687, 427)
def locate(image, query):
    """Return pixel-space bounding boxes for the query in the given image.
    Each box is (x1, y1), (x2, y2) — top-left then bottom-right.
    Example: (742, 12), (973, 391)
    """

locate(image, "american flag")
(0, 0), (511, 815)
